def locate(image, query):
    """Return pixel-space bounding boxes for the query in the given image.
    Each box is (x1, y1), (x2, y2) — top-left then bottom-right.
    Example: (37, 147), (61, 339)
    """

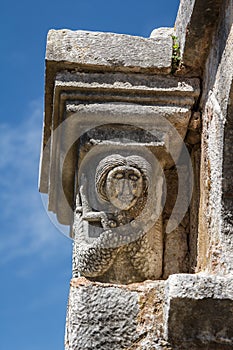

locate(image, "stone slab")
(46, 29), (173, 74)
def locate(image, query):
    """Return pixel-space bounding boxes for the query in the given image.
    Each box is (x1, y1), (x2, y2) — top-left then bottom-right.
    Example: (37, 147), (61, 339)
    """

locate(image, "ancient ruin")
(39, 0), (233, 348)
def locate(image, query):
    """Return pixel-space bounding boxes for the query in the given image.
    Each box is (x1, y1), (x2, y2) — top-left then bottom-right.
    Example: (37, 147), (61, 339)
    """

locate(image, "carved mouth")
(112, 195), (137, 210)
(117, 194), (134, 201)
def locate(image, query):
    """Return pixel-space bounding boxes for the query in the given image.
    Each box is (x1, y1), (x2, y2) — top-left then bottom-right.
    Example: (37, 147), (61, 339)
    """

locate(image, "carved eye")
(109, 220), (117, 228)
(129, 174), (139, 181)
(114, 172), (124, 180)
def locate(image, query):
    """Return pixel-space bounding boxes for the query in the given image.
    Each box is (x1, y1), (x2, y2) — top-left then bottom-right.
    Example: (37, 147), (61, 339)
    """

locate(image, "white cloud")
(0, 99), (71, 267)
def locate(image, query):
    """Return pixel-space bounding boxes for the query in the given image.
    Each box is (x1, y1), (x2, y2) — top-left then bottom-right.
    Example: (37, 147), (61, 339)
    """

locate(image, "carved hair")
(95, 154), (152, 202)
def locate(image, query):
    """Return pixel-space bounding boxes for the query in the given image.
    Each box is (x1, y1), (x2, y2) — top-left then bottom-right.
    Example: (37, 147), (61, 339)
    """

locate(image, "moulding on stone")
(39, 70), (200, 226)
(43, 28), (174, 154)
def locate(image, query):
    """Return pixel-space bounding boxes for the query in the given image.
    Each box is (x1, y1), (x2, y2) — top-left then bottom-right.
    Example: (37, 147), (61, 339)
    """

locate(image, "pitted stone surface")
(66, 284), (138, 349)
(165, 274), (233, 299)
(65, 278), (165, 350)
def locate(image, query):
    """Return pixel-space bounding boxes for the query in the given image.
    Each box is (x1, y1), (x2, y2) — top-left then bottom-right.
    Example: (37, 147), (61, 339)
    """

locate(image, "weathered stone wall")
(198, 0), (233, 274)
(65, 274), (233, 350)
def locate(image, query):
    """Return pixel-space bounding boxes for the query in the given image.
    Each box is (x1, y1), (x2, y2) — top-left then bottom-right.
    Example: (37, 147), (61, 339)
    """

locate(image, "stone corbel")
(39, 29), (200, 285)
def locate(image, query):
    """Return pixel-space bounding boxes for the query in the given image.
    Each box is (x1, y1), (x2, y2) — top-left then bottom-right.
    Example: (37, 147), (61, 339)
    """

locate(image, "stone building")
(39, 0), (233, 348)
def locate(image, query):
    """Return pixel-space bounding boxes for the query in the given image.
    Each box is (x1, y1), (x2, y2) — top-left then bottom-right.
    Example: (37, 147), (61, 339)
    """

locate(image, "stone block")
(46, 29), (173, 74)
(164, 274), (233, 349)
(175, 0), (223, 72)
(65, 278), (165, 350)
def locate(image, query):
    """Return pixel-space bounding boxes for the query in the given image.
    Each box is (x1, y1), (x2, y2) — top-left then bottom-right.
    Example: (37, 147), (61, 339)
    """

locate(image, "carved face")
(106, 165), (143, 210)
(95, 154), (151, 211)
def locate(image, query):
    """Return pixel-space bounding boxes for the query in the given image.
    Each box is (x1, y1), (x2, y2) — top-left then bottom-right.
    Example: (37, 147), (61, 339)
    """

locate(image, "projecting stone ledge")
(46, 28), (173, 74)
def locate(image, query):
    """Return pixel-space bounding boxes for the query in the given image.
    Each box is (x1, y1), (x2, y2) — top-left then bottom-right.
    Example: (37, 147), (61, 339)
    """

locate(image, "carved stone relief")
(72, 143), (164, 284)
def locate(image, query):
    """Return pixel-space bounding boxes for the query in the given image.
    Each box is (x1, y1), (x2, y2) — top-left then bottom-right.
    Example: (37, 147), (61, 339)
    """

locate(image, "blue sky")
(1, 1), (179, 349)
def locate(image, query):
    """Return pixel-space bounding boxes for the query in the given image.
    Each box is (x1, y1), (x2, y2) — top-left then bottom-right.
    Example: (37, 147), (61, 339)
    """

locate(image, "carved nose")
(120, 179), (131, 197)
